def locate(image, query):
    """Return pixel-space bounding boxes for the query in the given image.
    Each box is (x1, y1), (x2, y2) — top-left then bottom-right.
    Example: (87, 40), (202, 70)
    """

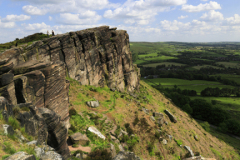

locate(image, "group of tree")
(201, 87), (240, 97)
(153, 86), (240, 136)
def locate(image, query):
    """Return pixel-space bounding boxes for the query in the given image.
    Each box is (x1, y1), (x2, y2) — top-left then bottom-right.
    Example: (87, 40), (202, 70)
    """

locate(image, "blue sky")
(0, 0), (240, 43)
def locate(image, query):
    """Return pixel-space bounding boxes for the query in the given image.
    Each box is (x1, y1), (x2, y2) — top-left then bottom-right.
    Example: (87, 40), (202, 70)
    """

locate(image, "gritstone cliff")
(0, 26), (140, 158)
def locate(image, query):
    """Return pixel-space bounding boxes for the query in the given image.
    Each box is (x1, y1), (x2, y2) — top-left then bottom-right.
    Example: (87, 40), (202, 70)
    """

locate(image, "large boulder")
(70, 132), (90, 145)
(5, 151), (36, 160)
(88, 126), (106, 140)
(164, 109), (177, 123)
(112, 151), (141, 160)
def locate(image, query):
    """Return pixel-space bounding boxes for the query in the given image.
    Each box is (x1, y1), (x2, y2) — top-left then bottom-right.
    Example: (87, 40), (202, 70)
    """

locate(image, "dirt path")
(68, 145), (91, 153)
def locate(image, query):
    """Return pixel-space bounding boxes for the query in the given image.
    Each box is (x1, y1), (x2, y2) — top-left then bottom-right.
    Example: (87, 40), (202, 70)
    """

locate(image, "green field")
(216, 62), (240, 68)
(192, 65), (223, 70)
(211, 74), (240, 84)
(144, 78), (222, 86)
(142, 62), (185, 67)
(143, 78), (235, 95)
(142, 55), (177, 61)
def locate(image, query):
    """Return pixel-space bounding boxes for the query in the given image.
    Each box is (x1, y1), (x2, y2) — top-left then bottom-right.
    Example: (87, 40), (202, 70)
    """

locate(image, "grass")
(216, 62), (240, 69)
(143, 78), (222, 86)
(192, 65), (223, 70)
(210, 74), (240, 84)
(142, 62), (185, 68)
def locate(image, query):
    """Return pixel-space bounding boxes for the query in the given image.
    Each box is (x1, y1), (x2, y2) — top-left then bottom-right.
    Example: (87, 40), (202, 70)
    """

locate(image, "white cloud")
(23, 5), (47, 15)
(182, 1), (221, 12)
(226, 14), (240, 25)
(49, 16), (52, 21)
(104, 0), (187, 25)
(178, 15), (188, 19)
(22, 22), (50, 30)
(0, 20), (15, 28)
(200, 10), (224, 21)
(2, 14), (31, 22)
(58, 11), (101, 25)
(161, 20), (190, 31)
(201, 0), (208, 1)
(12, 0), (67, 4)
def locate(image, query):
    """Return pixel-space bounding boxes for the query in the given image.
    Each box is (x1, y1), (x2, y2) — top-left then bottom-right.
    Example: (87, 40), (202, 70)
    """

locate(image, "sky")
(0, 0), (240, 43)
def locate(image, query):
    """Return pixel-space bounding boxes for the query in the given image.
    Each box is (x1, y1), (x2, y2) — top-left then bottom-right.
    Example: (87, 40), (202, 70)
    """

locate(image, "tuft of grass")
(174, 139), (183, 146)
(8, 116), (20, 130)
(3, 141), (16, 155)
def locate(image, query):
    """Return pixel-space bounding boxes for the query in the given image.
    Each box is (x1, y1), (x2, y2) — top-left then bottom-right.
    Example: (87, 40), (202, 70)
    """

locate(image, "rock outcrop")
(0, 26), (140, 159)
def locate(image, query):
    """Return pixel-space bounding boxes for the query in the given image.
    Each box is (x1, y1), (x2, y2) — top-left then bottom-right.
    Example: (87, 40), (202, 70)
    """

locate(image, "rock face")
(0, 26), (140, 159)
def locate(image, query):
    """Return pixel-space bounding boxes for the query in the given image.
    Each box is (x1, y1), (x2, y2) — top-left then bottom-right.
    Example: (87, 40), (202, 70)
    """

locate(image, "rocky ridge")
(0, 26), (140, 159)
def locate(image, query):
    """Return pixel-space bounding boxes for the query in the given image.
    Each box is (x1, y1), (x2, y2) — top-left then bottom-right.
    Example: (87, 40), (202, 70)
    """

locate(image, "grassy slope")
(68, 78), (240, 160)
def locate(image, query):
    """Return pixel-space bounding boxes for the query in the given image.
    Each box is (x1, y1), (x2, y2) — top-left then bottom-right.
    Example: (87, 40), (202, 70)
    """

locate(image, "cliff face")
(0, 26), (140, 127)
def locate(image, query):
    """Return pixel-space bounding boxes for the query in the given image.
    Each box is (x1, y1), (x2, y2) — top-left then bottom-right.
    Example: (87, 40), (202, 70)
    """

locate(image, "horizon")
(0, 0), (240, 43)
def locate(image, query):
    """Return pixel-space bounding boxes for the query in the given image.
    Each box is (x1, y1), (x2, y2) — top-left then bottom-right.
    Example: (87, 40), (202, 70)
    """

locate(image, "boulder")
(194, 135), (199, 141)
(183, 156), (216, 160)
(164, 109), (177, 123)
(88, 126), (106, 140)
(0, 73), (14, 87)
(184, 146), (195, 157)
(112, 151), (141, 160)
(2, 110), (8, 122)
(86, 100), (99, 108)
(142, 108), (149, 114)
(150, 116), (155, 121)
(2, 124), (14, 136)
(162, 139), (167, 145)
(40, 151), (63, 160)
(70, 132), (89, 145)
(0, 96), (8, 110)
(5, 151), (36, 160)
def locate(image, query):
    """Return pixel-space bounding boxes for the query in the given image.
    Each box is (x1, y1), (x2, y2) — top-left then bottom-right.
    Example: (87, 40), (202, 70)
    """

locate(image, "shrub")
(13, 106), (21, 117)
(69, 108), (77, 117)
(174, 139), (183, 146)
(8, 116), (20, 130)
(2, 155), (10, 160)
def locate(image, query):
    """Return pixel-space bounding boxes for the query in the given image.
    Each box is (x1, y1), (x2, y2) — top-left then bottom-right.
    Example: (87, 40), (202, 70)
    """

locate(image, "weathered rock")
(164, 109), (177, 123)
(2, 124), (14, 136)
(15, 129), (28, 143)
(150, 116), (155, 121)
(184, 146), (195, 157)
(1, 26), (140, 94)
(162, 139), (167, 145)
(88, 126), (106, 140)
(118, 144), (124, 152)
(194, 135), (199, 141)
(40, 151), (63, 160)
(70, 132), (89, 145)
(167, 135), (173, 142)
(0, 96), (8, 110)
(183, 156), (216, 160)
(0, 82), (17, 105)
(2, 110), (8, 122)
(5, 151), (36, 160)
(38, 108), (70, 159)
(0, 73), (14, 87)
(113, 151), (141, 160)
(86, 100), (99, 108)
(142, 108), (149, 114)
(109, 143), (117, 158)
